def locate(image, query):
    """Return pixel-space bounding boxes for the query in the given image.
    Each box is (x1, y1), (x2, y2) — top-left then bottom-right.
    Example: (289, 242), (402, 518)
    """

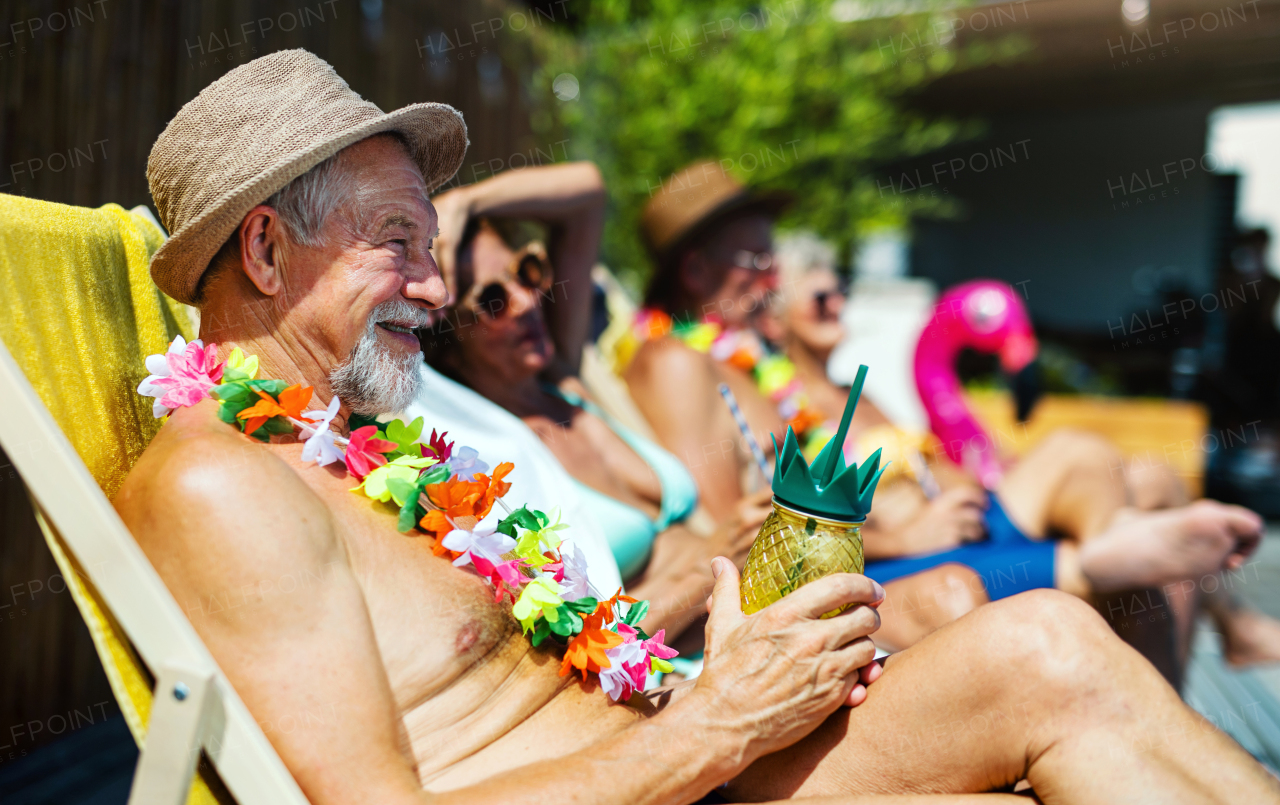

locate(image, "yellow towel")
(0, 194), (195, 497)
(0, 193), (230, 803)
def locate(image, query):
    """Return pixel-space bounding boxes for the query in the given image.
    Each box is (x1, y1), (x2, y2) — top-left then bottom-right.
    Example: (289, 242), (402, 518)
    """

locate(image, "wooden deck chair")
(0, 194), (308, 805)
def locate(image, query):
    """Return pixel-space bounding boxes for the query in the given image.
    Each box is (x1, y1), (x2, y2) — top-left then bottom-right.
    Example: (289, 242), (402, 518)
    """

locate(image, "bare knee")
(975, 589), (1116, 689)
(929, 563), (989, 620)
(1127, 461), (1190, 509)
(1045, 429), (1124, 475)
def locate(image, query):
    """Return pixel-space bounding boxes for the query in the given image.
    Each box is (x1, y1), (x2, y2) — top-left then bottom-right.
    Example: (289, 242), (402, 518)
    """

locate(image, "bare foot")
(1079, 501), (1263, 594)
(1218, 608), (1280, 667)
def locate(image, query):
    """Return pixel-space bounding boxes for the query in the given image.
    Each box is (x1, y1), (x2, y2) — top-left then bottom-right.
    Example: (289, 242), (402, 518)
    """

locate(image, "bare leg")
(874, 564), (989, 651)
(1201, 570), (1280, 667)
(1127, 459), (1190, 510)
(997, 429), (1128, 541)
(729, 590), (1280, 804)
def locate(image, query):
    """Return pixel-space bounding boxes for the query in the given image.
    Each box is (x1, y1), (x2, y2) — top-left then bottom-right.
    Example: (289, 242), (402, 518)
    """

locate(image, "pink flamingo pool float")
(913, 280), (1038, 489)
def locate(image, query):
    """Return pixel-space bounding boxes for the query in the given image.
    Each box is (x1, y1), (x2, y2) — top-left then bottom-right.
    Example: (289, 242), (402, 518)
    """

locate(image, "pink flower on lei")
(598, 639), (649, 702)
(641, 629), (679, 669)
(343, 426), (397, 480)
(137, 336), (224, 418)
(442, 528), (527, 603)
(596, 623), (678, 702)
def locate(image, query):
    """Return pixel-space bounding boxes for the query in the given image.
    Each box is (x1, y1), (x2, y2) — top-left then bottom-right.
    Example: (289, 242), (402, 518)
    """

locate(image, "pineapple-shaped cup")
(740, 366), (886, 618)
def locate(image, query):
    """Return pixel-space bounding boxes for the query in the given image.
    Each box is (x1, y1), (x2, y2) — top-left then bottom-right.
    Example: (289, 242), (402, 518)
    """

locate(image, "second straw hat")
(147, 49), (469, 305)
(640, 161), (791, 266)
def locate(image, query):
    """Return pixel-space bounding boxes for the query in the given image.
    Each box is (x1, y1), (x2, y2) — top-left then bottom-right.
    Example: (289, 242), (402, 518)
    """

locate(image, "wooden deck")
(1184, 528), (1280, 774)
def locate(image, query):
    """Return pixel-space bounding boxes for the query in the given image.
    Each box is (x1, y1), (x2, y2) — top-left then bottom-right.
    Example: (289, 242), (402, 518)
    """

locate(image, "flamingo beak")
(999, 331), (1038, 374)
(1001, 332), (1041, 422)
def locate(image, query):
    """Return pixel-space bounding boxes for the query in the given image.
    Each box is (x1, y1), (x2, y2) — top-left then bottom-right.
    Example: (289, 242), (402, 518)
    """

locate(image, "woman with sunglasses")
(421, 163), (770, 646)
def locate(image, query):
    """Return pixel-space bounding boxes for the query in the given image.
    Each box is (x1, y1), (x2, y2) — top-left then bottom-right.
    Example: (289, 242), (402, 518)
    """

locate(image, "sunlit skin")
(110, 136), (1280, 805)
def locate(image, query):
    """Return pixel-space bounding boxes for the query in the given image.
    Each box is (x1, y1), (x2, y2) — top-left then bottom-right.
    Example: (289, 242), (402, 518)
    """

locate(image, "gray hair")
(198, 133), (407, 303)
(264, 151), (359, 248)
(774, 231), (838, 305)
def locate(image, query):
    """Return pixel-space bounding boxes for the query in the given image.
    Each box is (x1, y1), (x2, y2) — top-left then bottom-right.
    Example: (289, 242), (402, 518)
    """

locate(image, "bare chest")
(270, 445), (588, 776)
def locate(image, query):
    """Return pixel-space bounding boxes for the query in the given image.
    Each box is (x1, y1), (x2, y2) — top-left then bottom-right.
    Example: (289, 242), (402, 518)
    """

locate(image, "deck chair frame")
(0, 339), (308, 804)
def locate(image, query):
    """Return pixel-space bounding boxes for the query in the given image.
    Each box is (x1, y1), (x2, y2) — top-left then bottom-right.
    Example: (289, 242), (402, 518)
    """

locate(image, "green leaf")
(564, 597), (598, 615)
(547, 605), (583, 636)
(347, 413), (382, 432)
(530, 617), (553, 647)
(385, 417), (425, 456)
(387, 477), (416, 507)
(498, 506), (548, 537)
(419, 464), (450, 485)
(622, 599), (650, 626)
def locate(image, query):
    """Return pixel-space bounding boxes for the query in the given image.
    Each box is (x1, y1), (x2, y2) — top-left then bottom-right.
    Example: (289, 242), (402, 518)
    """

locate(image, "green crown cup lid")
(771, 365), (887, 521)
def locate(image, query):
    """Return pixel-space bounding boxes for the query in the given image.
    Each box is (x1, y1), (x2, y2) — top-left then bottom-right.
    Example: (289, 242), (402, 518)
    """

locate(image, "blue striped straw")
(718, 383), (771, 484)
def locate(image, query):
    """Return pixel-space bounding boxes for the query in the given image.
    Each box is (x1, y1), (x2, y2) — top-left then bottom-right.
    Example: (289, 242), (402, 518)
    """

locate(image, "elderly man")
(114, 50), (1279, 805)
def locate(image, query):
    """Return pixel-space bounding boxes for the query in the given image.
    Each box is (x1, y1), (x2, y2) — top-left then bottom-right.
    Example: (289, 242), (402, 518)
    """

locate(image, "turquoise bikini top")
(545, 386), (699, 581)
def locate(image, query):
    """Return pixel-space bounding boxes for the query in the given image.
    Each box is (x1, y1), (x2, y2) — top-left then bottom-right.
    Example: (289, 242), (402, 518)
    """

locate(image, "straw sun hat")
(640, 160), (792, 269)
(147, 49), (469, 305)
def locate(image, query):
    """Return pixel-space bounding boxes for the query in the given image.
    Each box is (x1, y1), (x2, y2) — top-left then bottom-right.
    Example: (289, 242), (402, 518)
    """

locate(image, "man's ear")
(237, 205), (287, 296)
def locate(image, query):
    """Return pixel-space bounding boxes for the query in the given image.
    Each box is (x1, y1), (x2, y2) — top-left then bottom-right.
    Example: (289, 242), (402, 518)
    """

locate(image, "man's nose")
(403, 251), (449, 309)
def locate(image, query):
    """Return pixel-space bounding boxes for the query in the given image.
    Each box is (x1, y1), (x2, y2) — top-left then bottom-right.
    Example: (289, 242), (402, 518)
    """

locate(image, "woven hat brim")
(652, 187), (794, 267)
(150, 102), (468, 306)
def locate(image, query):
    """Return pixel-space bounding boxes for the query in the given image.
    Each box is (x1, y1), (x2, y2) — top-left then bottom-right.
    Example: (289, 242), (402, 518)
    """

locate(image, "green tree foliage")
(530, 0), (1025, 291)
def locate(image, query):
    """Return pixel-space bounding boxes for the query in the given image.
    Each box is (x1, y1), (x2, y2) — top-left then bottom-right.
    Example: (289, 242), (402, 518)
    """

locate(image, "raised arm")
(432, 162), (606, 374)
(114, 423), (432, 805)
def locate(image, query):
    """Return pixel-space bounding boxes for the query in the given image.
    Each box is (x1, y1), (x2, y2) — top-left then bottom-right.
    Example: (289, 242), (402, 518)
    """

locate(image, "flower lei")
(628, 310), (834, 459)
(138, 335), (676, 702)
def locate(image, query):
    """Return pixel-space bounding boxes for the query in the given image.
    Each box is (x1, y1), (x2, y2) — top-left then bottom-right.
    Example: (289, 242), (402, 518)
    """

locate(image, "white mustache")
(369, 299), (433, 331)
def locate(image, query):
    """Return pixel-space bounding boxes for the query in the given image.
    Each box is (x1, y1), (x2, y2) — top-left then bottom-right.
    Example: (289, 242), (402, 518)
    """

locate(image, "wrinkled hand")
(709, 489), (773, 569)
(691, 558), (884, 764)
(428, 187), (473, 301)
(900, 486), (987, 553)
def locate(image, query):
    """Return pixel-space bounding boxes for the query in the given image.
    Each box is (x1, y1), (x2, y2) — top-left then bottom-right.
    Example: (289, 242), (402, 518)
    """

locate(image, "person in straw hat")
(620, 161), (1267, 662)
(115, 51), (1279, 804)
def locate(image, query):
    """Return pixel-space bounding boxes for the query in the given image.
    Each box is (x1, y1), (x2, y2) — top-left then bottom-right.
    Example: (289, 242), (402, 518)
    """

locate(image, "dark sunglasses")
(460, 242), (554, 319)
(812, 285), (846, 319)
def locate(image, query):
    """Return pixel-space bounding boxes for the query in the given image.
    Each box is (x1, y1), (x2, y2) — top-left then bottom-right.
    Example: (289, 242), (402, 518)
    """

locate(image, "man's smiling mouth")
(377, 321), (416, 335)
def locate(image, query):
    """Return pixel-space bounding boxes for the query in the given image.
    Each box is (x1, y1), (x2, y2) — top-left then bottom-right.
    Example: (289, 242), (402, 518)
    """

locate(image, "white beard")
(329, 299), (430, 415)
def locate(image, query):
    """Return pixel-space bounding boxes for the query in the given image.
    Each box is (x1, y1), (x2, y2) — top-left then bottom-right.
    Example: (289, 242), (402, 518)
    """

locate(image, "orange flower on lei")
(559, 609), (625, 680)
(557, 588), (638, 680)
(236, 384), (314, 435)
(420, 462), (514, 556)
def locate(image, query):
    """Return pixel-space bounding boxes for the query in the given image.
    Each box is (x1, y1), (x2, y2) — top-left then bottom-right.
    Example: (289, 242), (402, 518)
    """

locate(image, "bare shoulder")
(114, 400), (340, 590)
(625, 335), (719, 393)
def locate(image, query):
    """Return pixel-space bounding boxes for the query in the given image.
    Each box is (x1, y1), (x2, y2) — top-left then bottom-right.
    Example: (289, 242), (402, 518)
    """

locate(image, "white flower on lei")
(299, 397), (344, 467)
(446, 445), (490, 481)
(598, 639), (648, 702)
(442, 527), (515, 569)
